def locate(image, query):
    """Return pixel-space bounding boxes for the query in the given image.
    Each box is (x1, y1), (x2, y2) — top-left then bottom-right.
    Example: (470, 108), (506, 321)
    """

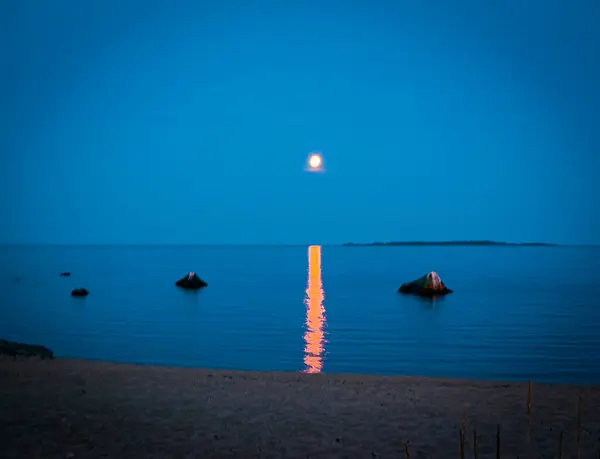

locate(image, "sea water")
(1, 244), (599, 383)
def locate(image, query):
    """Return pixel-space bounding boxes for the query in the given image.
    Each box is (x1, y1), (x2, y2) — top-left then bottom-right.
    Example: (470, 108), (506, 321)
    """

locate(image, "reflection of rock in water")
(415, 294), (447, 308)
(303, 245), (326, 374)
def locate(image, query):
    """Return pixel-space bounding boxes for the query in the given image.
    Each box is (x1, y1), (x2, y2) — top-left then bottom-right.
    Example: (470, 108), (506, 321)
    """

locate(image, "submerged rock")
(398, 271), (453, 297)
(176, 272), (208, 290)
(0, 339), (55, 359)
(71, 288), (89, 297)
(60, 272), (71, 277)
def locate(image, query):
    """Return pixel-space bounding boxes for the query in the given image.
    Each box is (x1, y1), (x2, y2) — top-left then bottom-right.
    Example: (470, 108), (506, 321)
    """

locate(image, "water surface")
(1, 244), (599, 383)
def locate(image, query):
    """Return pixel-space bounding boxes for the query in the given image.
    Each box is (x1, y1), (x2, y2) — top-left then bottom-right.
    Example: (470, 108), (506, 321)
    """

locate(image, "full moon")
(309, 154), (322, 169)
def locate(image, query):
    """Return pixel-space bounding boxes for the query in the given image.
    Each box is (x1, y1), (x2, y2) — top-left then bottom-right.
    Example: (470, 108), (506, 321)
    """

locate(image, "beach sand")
(1, 358), (599, 459)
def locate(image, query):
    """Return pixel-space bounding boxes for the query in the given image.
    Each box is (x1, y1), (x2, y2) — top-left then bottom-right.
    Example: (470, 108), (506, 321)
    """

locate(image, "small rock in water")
(175, 272), (208, 290)
(71, 288), (89, 297)
(0, 339), (54, 359)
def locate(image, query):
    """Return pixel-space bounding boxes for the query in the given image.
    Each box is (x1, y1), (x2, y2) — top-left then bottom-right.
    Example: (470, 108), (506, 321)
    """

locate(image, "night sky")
(2, 0), (599, 245)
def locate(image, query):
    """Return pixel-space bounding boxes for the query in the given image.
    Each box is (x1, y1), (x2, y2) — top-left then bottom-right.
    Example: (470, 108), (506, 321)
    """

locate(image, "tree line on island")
(342, 240), (558, 247)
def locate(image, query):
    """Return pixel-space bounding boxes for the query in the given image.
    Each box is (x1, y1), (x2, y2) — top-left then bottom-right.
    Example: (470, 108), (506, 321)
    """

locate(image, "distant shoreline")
(342, 240), (559, 247)
(3, 242), (599, 247)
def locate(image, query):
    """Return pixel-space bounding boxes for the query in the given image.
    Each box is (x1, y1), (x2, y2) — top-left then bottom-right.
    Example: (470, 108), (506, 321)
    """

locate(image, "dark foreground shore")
(1, 358), (600, 459)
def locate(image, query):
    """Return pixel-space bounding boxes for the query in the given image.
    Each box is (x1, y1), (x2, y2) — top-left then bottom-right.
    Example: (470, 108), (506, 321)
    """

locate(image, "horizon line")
(0, 241), (598, 247)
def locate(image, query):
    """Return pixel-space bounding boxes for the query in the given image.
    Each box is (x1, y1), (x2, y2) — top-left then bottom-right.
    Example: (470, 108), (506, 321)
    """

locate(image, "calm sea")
(1, 245), (599, 383)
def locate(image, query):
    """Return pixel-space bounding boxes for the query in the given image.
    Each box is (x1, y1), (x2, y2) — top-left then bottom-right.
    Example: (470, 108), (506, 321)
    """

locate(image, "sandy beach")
(1, 358), (599, 459)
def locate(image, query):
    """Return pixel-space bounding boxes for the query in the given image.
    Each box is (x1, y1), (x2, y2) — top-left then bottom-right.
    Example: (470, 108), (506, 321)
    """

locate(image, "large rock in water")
(176, 272), (208, 290)
(398, 271), (453, 296)
(0, 339), (55, 359)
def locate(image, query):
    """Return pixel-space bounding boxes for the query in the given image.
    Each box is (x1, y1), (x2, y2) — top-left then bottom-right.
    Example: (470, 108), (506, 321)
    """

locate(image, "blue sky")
(1, 0), (599, 245)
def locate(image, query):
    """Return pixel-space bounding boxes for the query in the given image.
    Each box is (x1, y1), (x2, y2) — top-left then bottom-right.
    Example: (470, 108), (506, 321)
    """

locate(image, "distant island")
(342, 240), (559, 247)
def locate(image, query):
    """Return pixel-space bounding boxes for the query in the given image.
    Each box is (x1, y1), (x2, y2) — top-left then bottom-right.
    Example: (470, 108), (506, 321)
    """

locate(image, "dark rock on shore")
(0, 339), (55, 359)
(398, 272), (453, 297)
(71, 288), (89, 297)
(60, 272), (71, 276)
(176, 272), (208, 290)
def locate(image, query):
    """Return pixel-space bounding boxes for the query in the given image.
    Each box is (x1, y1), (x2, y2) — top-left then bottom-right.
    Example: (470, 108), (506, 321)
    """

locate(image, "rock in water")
(71, 288), (89, 297)
(0, 339), (55, 359)
(398, 271), (453, 297)
(60, 272), (71, 276)
(176, 272), (208, 290)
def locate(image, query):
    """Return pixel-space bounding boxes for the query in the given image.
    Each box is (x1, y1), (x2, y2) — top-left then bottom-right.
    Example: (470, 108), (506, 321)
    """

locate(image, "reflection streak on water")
(303, 245), (326, 373)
